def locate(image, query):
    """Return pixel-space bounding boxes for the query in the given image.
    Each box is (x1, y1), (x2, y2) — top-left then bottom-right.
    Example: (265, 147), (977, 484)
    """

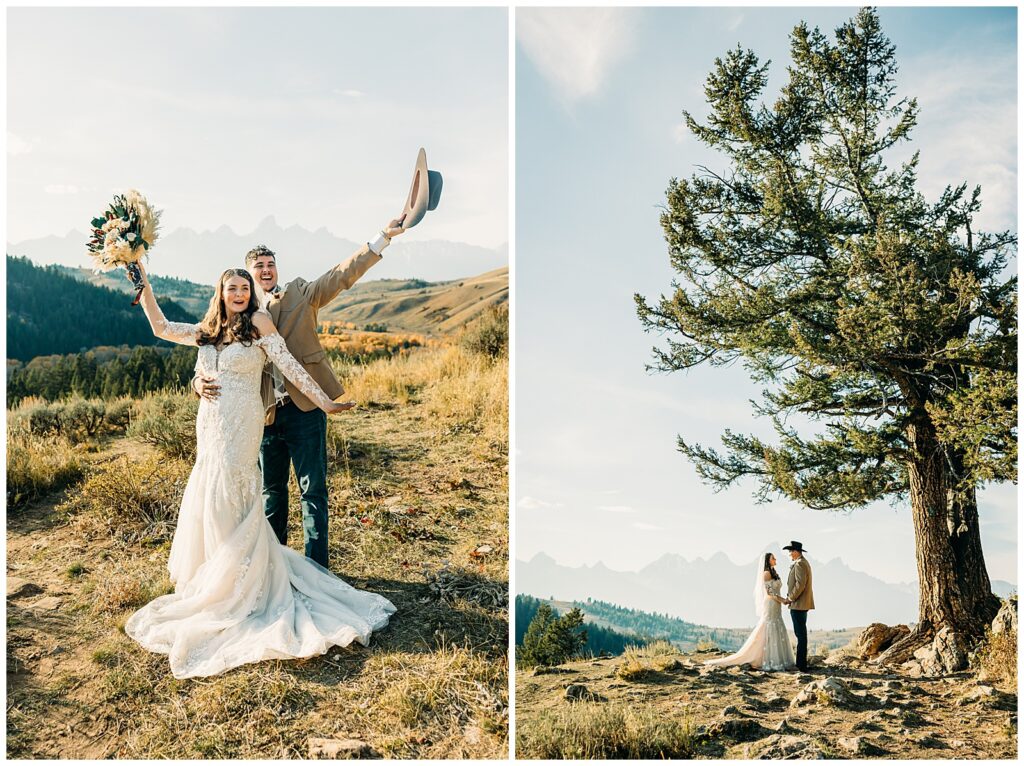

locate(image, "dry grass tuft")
(975, 626), (1018, 689)
(337, 344), (507, 455)
(92, 568), (173, 614)
(644, 639), (678, 657)
(58, 454), (189, 545)
(516, 701), (694, 759)
(365, 643), (508, 755)
(422, 562), (508, 610)
(6, 427), (86, 509)
(615, 642), (680, 681)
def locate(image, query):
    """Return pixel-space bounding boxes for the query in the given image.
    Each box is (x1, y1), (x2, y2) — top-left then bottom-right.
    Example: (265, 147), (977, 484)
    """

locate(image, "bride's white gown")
(705, 578), (795, 671)
(125, 318), (396, 679)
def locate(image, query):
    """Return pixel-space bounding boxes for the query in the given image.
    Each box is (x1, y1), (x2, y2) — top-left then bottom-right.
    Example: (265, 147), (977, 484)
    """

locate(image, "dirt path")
(7, 496), (123, 758)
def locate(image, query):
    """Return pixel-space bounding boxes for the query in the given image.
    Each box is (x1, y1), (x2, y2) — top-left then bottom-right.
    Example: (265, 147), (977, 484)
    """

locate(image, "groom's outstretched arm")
(301, 244), (381, 311)
(301, 218), (406, 310)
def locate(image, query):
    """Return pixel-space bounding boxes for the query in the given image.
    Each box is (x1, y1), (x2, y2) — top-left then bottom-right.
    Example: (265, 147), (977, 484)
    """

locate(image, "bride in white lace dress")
(124, 263), (395, 679)
(705, 553), (795, 671)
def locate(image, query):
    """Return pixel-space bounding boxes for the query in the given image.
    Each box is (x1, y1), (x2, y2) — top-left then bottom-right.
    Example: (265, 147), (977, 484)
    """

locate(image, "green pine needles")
(637, 8), (1015, 649)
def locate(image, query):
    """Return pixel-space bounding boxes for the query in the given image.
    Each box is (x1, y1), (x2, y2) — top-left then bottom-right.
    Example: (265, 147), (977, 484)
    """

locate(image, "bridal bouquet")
(86, 189), (161, 304)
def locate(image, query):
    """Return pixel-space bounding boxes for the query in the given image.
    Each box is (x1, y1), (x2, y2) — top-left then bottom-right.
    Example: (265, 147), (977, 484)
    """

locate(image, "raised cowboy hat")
(783, 541), (808, 552)
(401, 147), (442, 229)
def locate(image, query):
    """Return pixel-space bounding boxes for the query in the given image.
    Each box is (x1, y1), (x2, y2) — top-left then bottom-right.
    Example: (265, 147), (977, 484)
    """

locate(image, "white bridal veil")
(752, 553), (772, 621)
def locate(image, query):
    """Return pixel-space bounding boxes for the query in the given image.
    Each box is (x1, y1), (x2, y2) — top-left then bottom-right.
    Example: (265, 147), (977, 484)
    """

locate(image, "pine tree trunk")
(881, 417), (1000, 669)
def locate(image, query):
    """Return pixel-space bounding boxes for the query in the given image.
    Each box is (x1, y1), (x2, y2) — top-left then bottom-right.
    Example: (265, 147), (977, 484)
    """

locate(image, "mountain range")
(517, 551), (1016, 631)
(7, 216), (507, 286)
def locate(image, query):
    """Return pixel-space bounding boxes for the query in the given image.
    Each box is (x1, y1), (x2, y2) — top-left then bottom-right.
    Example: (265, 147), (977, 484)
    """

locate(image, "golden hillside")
(321, 267), (508, 335)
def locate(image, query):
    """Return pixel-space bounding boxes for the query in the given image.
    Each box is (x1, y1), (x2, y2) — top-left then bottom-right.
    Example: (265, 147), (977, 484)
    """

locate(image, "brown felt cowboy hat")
(401, 147), (442, 229)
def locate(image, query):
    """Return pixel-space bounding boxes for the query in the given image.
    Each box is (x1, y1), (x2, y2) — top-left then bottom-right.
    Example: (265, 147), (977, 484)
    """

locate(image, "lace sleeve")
(160, 320), (200, 345)
(256, 333), (335, 410)
(138, 283), (199, 346)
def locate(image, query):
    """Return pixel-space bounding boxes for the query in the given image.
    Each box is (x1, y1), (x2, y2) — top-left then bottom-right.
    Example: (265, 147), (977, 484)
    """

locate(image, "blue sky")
(6, 7), (507, 248)
(515, 6), (1017, 584)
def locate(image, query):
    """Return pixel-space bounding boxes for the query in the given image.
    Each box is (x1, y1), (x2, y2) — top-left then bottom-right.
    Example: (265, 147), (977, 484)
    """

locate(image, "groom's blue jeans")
(791, 609), (809, 669)
(260, 401), (330, 567)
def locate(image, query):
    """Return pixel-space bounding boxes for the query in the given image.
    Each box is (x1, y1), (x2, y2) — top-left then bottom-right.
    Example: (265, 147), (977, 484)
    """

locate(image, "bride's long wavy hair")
(197, 268), (261, 347)
(763, 552), (780, 581)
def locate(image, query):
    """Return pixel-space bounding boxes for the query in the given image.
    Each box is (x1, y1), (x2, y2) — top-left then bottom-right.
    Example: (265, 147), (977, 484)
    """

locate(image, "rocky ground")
(516, 636), (1017, 759)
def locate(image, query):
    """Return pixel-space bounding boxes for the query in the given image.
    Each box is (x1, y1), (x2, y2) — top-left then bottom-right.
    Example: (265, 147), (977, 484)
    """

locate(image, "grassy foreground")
(6, 340), (508, 759)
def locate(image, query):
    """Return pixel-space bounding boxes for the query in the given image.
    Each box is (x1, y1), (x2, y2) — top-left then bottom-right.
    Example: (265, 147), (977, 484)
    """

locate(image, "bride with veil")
(704, 552), (796, 671)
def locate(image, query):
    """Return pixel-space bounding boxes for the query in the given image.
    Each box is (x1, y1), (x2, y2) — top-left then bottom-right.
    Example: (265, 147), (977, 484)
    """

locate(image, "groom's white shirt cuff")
(368, 232), (391, 255)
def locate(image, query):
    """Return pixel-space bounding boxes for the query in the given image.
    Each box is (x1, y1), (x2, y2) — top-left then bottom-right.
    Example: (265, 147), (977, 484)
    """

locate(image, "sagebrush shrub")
(128, 390), (198, 461)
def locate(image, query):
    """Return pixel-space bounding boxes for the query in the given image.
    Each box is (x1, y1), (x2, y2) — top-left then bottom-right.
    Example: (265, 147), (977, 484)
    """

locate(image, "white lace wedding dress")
(704, 578), (795, 671)
(124, 315), (396, 679)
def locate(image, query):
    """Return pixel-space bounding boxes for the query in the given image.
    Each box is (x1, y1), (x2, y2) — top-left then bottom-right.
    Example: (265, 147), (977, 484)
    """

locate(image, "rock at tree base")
(857, 623), (910, 659)
(912, 628), (969, 675)
(307, 738), (378, 759)
(991, 598), (1017, 636)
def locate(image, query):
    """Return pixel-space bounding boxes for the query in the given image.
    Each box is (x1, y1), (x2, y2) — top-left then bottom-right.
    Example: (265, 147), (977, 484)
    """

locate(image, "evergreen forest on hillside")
(6, 255), (196, 362)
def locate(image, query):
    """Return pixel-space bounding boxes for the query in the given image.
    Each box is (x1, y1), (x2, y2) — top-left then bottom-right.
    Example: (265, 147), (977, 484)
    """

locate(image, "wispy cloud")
(8, 132), (37, 155)
(726, 12), (745, 32)
(599, 505), (636, 513)
(517, 8), (636, 105)
(632, 522), (664, 531)
(897, 51), (1017, 232)
(519, 496), (565, 510)
(44, 184), (79, 195)
(334, 88), (365, 98)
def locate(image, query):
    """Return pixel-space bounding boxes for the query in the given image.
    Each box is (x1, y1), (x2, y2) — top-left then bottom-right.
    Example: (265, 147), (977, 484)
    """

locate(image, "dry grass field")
(6, 323), (508, 759)
(320, 268), (508, 335)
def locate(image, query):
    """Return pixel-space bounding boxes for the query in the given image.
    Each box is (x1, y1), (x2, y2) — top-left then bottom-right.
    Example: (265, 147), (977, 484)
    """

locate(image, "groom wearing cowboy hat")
(784, 541), (814, 672)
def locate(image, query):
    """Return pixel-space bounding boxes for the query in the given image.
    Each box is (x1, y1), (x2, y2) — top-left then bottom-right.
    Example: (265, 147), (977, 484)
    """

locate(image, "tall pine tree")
(636, 8), (1015, 670)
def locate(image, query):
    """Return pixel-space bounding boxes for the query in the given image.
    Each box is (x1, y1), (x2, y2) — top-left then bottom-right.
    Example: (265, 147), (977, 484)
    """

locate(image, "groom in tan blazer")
(193, 217), (404, 568)
(784, 541), (814, 672)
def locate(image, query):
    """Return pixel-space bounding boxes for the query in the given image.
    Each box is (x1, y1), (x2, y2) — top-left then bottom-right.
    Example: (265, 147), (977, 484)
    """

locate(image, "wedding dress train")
(704, 578), (795, 671)
(125, 318), (395, 679)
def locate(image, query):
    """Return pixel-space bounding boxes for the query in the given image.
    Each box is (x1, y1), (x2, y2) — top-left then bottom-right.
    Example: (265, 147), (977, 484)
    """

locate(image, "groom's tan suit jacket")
(260, 245), (382, 425)
(787, 557), (815, 611)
